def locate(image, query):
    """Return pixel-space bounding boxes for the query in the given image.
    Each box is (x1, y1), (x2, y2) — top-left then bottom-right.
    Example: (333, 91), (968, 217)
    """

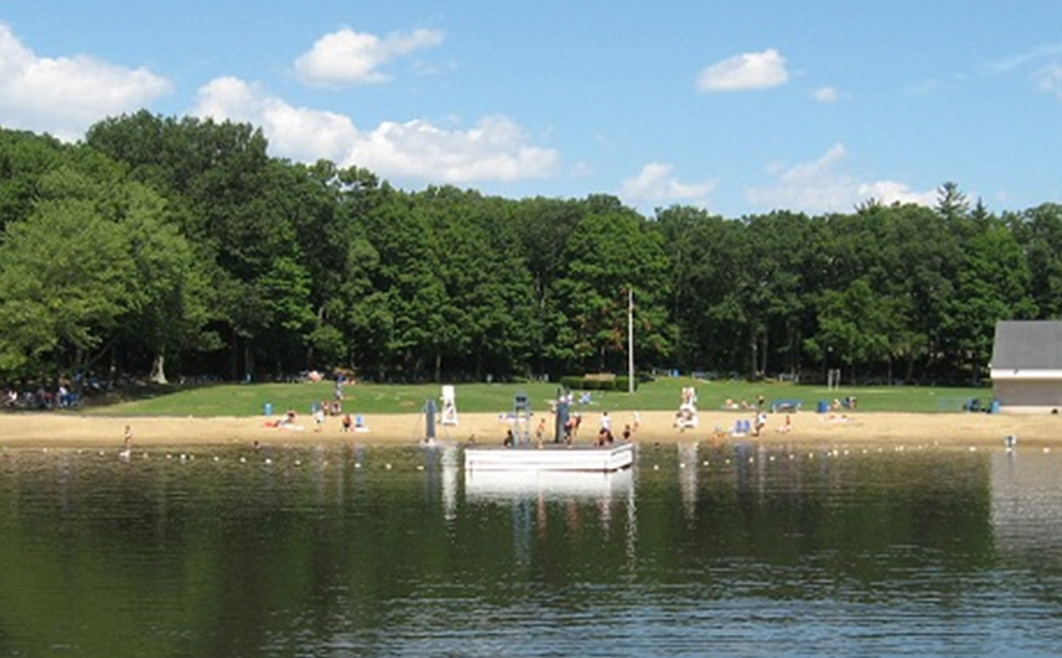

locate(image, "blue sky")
(1, 1), (1061, 217)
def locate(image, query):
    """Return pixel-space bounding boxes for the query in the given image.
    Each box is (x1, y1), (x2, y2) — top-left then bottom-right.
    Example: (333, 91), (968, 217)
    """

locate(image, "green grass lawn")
(77, 377), (987, 417)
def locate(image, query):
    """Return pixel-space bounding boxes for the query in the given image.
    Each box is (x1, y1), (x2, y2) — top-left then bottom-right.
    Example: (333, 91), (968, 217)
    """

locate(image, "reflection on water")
(464, 467), (633, 500)
(1, 441), (1062, 656)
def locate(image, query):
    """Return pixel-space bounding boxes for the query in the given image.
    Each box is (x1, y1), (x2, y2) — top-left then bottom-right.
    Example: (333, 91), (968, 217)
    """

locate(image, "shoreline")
(2, 409), (1057, 450)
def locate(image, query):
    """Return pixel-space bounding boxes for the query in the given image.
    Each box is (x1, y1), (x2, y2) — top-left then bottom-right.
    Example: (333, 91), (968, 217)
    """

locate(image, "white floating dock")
(464, 441), (634, 472)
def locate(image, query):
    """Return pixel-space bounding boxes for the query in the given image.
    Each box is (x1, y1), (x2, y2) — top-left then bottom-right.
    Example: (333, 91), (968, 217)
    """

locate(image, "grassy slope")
(78, 377), (985, 417)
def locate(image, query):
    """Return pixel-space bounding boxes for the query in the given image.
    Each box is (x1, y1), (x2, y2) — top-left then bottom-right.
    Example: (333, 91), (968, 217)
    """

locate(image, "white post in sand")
(628, 287), (635, 394)
(441, 385), (458, 426)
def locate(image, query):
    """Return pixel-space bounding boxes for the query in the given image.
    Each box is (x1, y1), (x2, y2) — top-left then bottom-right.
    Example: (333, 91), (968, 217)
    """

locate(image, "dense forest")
(0, 111), (1056, 390)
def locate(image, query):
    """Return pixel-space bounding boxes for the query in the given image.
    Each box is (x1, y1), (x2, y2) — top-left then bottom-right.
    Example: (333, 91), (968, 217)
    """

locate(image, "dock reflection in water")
(463, 466), (634, 501)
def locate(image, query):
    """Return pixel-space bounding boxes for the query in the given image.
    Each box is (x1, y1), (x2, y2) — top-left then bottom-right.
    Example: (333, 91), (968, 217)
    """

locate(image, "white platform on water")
(464, 441), (634, 473)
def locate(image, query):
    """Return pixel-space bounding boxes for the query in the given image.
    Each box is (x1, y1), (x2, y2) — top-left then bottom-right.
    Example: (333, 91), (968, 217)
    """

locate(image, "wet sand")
(2, 409), (1057, 450)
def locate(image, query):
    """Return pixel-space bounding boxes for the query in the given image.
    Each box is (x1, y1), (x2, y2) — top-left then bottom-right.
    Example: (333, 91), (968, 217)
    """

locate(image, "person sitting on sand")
(778, 414), (792, 434)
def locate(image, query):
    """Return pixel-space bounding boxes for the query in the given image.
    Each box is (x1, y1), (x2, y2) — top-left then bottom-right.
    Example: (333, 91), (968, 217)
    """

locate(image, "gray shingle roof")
(991, 321), (1062, 370)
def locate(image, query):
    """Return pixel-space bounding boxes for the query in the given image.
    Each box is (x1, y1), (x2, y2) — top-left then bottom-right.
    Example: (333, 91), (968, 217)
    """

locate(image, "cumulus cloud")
(620, 162), (715, 205)
(696, 49), (788, 92)
(0, 22), (170, 140)
(193, 77), (558, 183)
(294, 27), (444, 86)
(194, 77), (359, 163)
(748, 143), (936, 212)
(811, 85), (839, 102)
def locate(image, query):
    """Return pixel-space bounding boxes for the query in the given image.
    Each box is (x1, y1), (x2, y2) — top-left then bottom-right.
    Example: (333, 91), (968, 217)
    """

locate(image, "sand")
(1, 409), (1056, 450)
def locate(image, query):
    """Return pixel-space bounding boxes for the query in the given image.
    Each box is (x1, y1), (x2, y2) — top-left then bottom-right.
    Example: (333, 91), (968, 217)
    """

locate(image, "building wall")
(993, 380), (1062, 409)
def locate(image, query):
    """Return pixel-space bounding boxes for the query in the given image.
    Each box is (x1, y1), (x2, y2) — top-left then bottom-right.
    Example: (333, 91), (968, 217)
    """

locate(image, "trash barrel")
(817, 400), (828, 414)
(989, 400), (1000, 414)
(264, 402), (273, 416)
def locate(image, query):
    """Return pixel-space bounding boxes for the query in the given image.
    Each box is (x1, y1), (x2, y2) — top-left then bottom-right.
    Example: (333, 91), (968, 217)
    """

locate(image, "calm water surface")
(1, 441), (1061, 657)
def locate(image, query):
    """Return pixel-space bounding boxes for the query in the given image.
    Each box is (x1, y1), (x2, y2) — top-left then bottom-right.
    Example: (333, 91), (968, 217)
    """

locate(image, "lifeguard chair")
(675, 386), (699, 429)
(512, 391), (531, 446)
(440, 385), (458, 426)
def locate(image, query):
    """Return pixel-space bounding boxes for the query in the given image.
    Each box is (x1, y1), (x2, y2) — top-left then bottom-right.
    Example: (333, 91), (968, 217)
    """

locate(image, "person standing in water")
(120, 425), (133, 460)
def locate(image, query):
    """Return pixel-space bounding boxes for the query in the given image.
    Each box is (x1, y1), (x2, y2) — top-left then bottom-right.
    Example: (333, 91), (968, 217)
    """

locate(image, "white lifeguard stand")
(512, 391), (532, 445)
(440, 385), (458, 426)
(676, 386), (699, 429)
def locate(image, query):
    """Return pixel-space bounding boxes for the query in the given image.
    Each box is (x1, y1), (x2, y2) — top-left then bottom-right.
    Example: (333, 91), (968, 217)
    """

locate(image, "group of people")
(512, 410), (635, 447)
(724, 394), (769, 411)
(4, 385), (78, 410)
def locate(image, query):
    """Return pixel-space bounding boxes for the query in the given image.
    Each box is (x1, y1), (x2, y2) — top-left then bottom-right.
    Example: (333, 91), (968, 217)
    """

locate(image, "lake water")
(1, 441), (1061, 657)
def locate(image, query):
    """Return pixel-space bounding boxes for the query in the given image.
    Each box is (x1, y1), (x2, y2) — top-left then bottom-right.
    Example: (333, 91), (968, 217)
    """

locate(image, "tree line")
(0, 112), (1055, 390)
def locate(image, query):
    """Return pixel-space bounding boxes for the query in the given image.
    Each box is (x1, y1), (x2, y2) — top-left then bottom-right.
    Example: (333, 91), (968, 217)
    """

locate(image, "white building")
(990, 320), (1062, 413)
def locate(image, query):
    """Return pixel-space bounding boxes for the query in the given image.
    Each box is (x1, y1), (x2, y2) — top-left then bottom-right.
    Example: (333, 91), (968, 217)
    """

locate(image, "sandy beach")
(2, 409), (1058, 450)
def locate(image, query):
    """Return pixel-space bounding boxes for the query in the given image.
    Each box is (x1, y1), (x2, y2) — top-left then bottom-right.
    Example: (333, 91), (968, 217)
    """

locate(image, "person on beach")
(753, 411), (767, 437)
(313, 405), (325, 432)
(119, 425), (133, 461)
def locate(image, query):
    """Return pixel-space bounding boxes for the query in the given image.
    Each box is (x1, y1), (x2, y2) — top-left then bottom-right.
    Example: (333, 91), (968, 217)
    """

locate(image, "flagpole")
(627, 287), (635, 394)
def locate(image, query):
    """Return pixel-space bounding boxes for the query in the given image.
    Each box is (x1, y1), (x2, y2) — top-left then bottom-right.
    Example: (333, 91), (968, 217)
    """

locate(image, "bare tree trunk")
(150, 353), (168, 384)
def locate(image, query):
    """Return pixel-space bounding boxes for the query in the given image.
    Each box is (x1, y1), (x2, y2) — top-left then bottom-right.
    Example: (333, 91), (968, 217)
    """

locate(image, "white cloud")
(0, 22), (170, 140)
(747, 143), (936, 212)
(696, 49), (788, 92)
(811, 85), (839, 103)
(194, 77), (358, 163)
(294, 27), (444, 86)
(193, 77), (558, 183)
(1034, 62), (1062, 98)
(985, 43), (1062, 74)
(620, 162), (715, 204)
